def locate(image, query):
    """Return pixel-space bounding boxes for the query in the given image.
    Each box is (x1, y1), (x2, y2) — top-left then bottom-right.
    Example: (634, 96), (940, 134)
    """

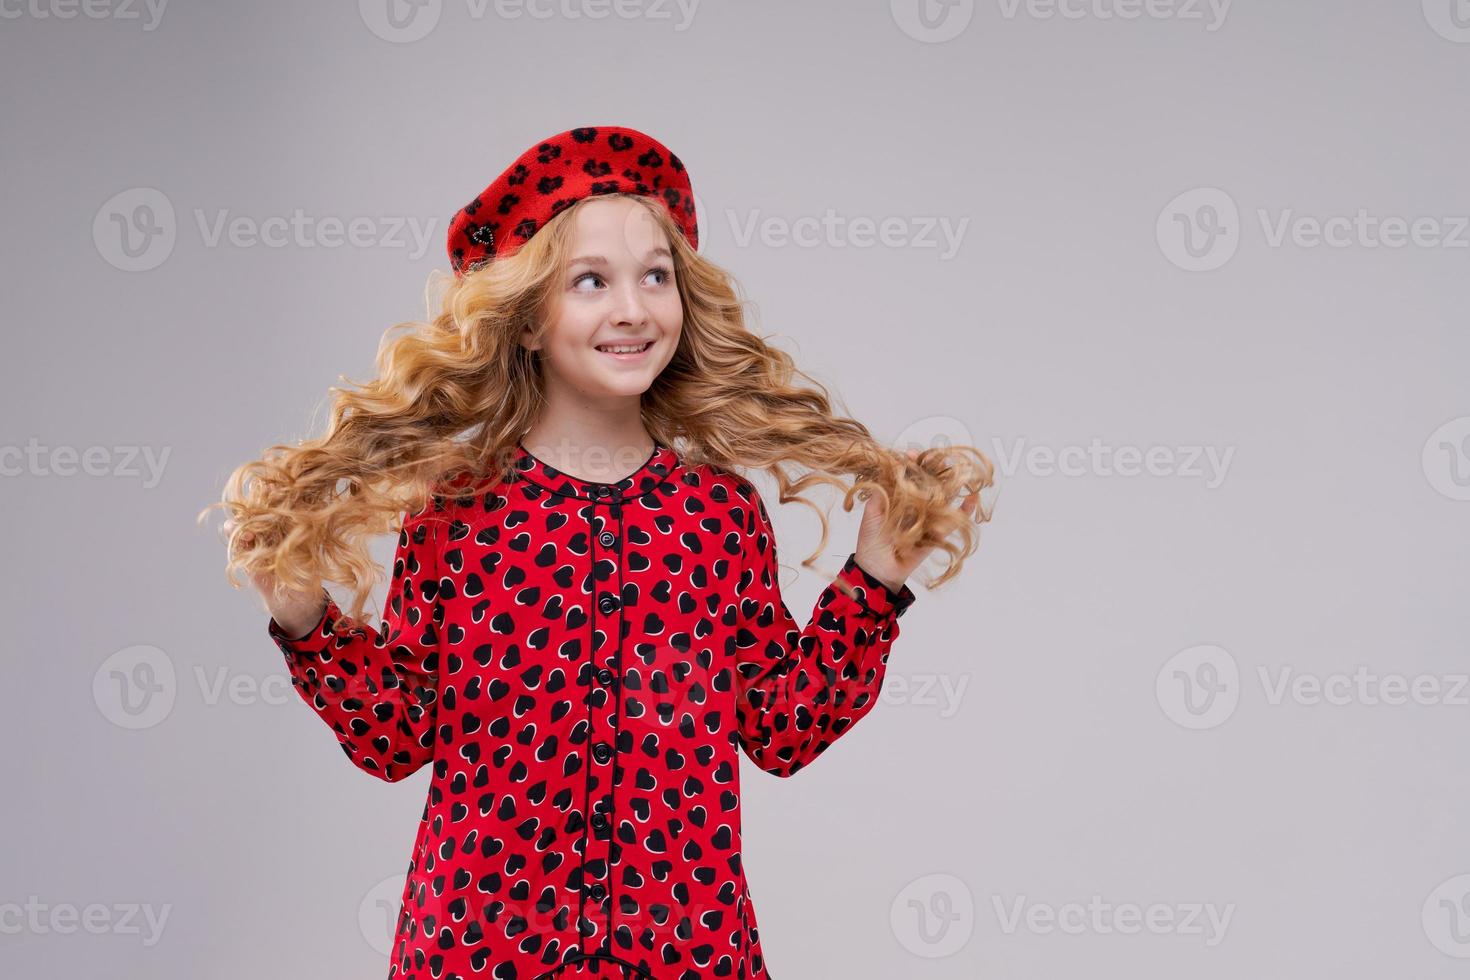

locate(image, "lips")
(595, 341), (653, 355)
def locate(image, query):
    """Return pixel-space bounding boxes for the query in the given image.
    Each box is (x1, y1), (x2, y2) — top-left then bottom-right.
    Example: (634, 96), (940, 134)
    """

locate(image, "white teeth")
(597, 342), (650, 354)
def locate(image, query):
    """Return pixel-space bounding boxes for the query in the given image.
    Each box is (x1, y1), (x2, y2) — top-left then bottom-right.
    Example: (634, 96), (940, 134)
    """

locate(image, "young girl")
(208, 126), (993, 980)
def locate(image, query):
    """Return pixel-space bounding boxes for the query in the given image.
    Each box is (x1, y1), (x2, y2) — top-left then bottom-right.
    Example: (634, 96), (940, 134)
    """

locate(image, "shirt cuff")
(837, 553), (916, 620)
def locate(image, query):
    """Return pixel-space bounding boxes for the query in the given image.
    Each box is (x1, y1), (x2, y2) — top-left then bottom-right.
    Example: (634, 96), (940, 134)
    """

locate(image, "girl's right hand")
(224, 517), (327, 638)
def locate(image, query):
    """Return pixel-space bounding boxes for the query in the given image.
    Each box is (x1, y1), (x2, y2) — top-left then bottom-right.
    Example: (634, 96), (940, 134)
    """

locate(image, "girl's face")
(528, 196), (683, 403)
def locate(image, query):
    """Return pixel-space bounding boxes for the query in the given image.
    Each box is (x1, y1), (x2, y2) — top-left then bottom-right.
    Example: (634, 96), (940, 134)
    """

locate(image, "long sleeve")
(267, 510), (446, 782)
(733, 481), (917, 778)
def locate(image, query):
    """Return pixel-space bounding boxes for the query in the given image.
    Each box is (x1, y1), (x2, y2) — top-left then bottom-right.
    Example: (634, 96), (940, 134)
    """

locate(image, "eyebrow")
(568, 247), (673, 267)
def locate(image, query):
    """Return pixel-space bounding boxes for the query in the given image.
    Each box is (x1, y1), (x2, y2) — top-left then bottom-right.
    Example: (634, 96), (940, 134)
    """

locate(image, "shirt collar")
(510, 440), (684, 503)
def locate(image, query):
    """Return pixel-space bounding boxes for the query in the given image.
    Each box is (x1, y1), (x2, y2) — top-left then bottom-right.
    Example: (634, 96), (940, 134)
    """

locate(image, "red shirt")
(269, 441), (916, 979)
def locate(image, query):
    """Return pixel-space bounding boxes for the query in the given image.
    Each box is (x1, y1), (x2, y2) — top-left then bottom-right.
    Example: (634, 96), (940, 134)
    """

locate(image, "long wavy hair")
(199, 192), (996, 631)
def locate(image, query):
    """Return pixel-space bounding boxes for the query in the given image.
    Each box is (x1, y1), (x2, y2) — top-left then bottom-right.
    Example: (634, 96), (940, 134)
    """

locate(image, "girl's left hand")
(853, 449), (982, 593)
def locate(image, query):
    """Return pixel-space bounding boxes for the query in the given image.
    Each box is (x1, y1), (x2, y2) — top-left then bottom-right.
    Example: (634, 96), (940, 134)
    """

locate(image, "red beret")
(446, 126), (699, 276)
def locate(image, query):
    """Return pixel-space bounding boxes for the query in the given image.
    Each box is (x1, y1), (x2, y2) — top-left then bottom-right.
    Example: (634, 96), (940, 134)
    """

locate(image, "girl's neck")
(521, 416), (657, 485)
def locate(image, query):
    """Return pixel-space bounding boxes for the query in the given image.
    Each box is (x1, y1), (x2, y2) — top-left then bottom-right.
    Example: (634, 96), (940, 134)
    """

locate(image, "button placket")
(585, 501), (625, 951)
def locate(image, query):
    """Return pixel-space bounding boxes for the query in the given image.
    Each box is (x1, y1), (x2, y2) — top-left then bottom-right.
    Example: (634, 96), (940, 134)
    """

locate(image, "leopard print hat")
(446, 125), (700, 276)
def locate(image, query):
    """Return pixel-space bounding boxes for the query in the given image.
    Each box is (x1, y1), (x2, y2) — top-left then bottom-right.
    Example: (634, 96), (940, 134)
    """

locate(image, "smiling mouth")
(595, 341), (653, 355)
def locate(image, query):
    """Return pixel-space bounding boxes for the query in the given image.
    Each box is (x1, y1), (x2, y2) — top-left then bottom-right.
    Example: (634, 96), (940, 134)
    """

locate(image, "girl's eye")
(572, 267), (674, 291)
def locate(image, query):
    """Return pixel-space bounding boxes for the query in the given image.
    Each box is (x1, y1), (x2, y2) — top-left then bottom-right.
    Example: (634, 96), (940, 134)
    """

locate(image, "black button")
(591, 811), (610, 833)
(592, 741), (613, 764)
(587, 882), (606, 902)
(592, 485), (612, 497)
(597, 667), (615, 686)
(598, 530), (616, 548)
(598, 594), (619, 615)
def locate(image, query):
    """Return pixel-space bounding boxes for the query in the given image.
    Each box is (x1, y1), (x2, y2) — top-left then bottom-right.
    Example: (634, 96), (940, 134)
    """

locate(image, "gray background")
(4, 0), (1469, 976)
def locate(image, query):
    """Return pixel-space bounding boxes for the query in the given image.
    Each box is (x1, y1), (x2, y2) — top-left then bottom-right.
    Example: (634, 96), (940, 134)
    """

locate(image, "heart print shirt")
(267, 441), (916, 980)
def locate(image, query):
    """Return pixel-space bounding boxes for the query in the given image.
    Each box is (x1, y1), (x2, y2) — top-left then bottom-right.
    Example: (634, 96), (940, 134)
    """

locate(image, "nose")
(611, 278), (650, 328)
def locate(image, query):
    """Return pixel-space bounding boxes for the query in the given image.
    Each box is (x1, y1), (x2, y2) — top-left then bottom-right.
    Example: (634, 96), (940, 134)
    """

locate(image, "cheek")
(546, 310), (597, 355)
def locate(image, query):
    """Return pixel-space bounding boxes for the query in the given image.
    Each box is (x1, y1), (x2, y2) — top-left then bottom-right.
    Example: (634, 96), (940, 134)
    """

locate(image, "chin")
(594, 377), (657, 398)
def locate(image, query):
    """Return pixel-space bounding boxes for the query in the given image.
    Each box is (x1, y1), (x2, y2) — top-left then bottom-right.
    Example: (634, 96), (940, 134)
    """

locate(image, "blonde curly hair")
(198, 192), (995, 631)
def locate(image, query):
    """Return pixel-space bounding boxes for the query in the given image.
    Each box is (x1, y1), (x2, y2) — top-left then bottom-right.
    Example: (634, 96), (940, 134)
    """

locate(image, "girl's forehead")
(569, 198), (669, 248)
